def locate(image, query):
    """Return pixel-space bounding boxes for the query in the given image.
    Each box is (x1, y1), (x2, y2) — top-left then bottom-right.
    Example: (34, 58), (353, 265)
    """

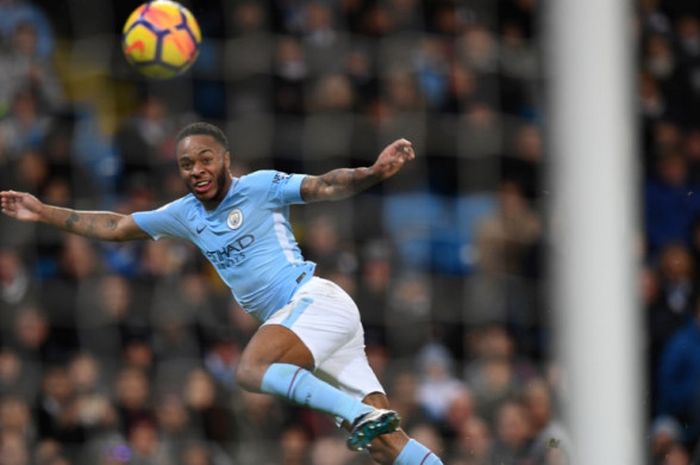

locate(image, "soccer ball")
(122, 0), (201, 79)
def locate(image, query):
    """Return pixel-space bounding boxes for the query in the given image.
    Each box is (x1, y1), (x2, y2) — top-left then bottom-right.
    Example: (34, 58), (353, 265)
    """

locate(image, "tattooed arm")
(0, 190), (149, 241)
(300, 138), (415, 202)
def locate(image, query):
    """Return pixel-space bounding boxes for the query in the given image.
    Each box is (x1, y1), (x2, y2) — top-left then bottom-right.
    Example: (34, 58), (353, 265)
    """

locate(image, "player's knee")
(362, 392), (390, 409)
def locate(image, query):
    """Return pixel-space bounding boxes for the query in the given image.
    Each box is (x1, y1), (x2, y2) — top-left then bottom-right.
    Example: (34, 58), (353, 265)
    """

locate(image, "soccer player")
(0, 122), (444, 465)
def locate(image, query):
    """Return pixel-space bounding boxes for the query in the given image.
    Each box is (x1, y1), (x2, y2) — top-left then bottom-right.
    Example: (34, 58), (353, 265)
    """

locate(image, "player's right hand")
(0, 190), (44, 222)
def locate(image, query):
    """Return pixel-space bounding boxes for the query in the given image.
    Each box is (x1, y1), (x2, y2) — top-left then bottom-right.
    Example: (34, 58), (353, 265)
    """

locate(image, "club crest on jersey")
(227, 208), (244, 230)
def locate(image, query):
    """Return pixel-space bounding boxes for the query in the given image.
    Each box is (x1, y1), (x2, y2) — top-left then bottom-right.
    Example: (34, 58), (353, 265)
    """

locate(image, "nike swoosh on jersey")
(196, 224), (206, 234)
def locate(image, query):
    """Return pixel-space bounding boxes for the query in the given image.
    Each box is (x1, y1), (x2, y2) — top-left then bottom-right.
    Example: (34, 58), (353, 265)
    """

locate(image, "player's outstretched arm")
(0, 190), (149, 242)
(300, 138), (415, 202)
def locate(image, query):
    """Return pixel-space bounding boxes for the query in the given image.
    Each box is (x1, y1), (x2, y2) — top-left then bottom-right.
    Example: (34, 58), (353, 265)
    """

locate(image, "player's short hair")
(176, 122), (229, 151)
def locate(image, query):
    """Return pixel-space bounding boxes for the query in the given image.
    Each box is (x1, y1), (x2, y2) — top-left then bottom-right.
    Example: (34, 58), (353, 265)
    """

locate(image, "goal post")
(546, 0), (643, 464)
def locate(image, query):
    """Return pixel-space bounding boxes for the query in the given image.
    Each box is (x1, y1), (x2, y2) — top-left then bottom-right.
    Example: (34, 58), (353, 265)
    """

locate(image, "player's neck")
(201, 174), (233, 211)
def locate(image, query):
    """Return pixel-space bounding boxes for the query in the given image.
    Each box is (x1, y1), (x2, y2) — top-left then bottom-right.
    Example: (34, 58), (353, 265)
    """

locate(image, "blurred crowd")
(0, 0), (698, 464)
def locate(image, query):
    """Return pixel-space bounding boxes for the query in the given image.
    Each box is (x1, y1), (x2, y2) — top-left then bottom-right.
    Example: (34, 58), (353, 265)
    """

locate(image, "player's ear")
(223, 150), (231, 169)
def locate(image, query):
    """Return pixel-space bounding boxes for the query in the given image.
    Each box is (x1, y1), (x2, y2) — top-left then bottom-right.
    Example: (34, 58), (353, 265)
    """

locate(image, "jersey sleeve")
(131, 200), (190, 240)
(244, 170), (307, 206)
(272, 171), (307, 205)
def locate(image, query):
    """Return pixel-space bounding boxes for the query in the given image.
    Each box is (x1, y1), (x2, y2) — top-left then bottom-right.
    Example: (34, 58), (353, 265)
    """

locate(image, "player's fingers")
(398, 144), (415, 160)
(1, 191), (18, 202)
(390, 138), (411, 148)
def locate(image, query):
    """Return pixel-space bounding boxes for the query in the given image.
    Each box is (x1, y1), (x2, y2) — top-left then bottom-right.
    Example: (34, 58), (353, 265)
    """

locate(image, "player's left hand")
(372, 138), (415, 180)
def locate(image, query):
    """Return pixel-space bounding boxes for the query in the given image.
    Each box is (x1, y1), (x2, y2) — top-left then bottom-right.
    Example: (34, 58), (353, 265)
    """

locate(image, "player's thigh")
(240, 324), (315, 367)
(237, 324), (314, 391)
(315, 322), (385, 401)
(263, 277), (362, 369)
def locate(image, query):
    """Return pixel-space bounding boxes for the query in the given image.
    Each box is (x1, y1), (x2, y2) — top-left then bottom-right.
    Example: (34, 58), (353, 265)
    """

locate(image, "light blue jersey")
(132, 170), (316, 321)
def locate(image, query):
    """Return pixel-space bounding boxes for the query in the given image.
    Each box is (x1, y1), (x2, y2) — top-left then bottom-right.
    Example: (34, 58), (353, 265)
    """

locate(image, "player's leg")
(235, 278), (396, 435)
(361, 393), (444, 465)
(315, 321), (444, 465)
(236, 323), (377, 425)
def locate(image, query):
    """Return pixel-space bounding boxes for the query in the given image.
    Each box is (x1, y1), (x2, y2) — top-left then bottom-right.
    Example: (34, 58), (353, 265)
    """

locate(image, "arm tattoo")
(55, 208), (126, 240)
(302, 167), (378, 202)
(65, 212), (80, 230)
(87, 216), (97, 236)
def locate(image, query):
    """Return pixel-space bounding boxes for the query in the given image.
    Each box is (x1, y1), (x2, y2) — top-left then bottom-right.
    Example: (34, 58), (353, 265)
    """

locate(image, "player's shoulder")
(239, 169), (280, 183)
(238, 169), (295, 190)
(153, 193), (197, 214)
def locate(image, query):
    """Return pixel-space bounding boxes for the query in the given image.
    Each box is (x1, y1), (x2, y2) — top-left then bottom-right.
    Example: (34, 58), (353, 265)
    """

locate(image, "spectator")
(12, 308), (50, 365)
(231, 390), (286, 464)
(0, 396), (35, 443)
(501, 123), (543, 201)
(278, 423), (311, 465)
(154, 394), (189, 453)
(650, 415), (685, 465)
(181, 439), (233, 465)
(657, 294), (700, 444)
(35, 365), (85, 458)
(657, 296), (700, 444)
(0, 0), (54, 58)
(273, 36), (307, 116)
(522, 378), (571, 464)
(649, 244), (696, 370)
(0, 89), (51, 159)
(0, 430), (30, 465)
(127, 419), (170, 465)
(300, 2), (347, 75)
(0, 20), (63, 117)
(203, 336), (241, 392)
(645, 152), (700, 253)
(309, 434), (355, 465)
(0, 248), (38, 322)
(75, 274), (133, 363)
(463, 323), (532, 425)
(450, 416), (492, 465)
(415, 342), (465, 423)
(355, 240), (394, 340)
(490, 400), (533, 465)
(40, 235), (102, 361)
(0, 348), (40, 404)
(68, 353), (116, 434)
(405, 423), (445, 462)
(114, 367), (153, 436)
(183, 368), (235, 445)
(385, 369), (431, 432)
(664, 442), (691, 465)
(113, 95), (178, 195)
(475, 180), (541, 276)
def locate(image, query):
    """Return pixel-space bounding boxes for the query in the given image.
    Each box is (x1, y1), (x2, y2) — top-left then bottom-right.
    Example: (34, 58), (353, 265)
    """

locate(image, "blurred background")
(0, 0), (697, 464)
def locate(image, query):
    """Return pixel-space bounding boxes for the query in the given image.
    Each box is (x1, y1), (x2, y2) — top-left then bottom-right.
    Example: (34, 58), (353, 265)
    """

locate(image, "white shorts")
(262, 277), (385, 400)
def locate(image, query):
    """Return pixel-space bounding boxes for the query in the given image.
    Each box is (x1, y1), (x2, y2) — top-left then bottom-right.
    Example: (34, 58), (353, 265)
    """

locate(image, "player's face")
(176, 135), (231, 207)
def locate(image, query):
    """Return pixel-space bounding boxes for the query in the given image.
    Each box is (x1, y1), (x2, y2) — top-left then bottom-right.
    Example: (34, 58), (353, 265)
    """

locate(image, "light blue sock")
(394, 439), (444, 465)
(261, 363), (373, 423)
